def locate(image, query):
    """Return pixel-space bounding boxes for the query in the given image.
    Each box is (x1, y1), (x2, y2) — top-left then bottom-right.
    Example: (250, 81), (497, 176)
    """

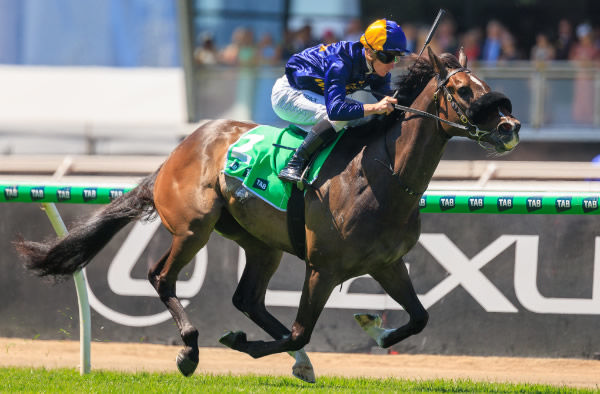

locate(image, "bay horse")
(15, 47), (520, 382)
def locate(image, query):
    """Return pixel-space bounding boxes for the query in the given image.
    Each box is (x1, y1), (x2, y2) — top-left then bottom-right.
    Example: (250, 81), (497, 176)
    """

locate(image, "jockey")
(272, 19), (410, 183)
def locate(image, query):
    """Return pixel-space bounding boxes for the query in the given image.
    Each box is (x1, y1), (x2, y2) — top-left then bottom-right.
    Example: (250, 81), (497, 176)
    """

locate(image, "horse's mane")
(394, 53), (462, 104)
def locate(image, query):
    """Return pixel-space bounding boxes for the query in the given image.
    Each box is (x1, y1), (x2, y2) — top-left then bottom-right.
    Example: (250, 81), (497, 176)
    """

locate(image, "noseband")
(466, 91), (512, 124)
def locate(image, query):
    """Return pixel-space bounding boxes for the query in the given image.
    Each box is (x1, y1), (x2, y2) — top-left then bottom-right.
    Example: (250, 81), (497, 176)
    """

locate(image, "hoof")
(292, 359), (315, 383)
(176, 347), (198, 377)
(218, 330), (247, 350)
(354, 313), (388, 347)
(354, 313), (382, 329)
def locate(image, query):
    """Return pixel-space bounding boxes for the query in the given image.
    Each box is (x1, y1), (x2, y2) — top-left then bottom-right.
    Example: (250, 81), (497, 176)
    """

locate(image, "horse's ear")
(458, 46), (468, 68)
(428, 46), (447, 81)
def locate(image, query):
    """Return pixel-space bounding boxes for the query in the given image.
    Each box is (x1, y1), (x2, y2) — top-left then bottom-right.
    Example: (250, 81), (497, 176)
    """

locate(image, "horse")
(15, 47), (520, 383)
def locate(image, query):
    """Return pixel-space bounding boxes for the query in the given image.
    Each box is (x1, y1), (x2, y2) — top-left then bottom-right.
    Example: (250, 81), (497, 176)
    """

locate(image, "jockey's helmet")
(360, 19), (408, 63)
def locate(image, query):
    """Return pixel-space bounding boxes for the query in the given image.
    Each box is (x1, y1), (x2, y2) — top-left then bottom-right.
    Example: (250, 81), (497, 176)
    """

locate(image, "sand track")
(0, 338), (598, 388)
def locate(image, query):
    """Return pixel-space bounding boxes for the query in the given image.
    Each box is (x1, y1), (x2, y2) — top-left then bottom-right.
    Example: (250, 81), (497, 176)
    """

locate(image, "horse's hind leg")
(148, 214), (219, 377)
(355, 259), (429, 348)
(220, 265), (336, 359)
(229, 239), (314, 382)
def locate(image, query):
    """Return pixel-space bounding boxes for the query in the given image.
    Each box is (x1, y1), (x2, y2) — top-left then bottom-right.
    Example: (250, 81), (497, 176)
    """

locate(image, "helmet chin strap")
(364, 49), (376, 74)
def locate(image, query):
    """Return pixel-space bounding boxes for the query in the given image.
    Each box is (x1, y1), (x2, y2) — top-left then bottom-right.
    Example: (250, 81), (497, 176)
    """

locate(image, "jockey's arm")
(324, 61), (397, 120)
(323, 64), (365, 121)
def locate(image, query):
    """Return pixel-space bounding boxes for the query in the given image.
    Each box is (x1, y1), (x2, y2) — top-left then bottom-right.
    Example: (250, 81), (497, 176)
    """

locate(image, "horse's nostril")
(499, 122), (513, 133)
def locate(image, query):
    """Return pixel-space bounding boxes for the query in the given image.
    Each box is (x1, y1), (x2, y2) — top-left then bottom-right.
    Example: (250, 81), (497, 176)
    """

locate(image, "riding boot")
(278, 120), (338, 183)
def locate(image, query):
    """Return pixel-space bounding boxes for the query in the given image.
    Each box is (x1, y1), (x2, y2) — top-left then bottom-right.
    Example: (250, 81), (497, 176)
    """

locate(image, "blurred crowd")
(194, 18), (600, 67)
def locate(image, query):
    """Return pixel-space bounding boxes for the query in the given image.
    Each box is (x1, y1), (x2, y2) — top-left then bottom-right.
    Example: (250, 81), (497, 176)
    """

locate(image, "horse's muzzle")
(494, 117), (521, 152)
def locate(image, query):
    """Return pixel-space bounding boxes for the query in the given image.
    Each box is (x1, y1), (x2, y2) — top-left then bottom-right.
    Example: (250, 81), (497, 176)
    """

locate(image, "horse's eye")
(457, 87), (472, 100)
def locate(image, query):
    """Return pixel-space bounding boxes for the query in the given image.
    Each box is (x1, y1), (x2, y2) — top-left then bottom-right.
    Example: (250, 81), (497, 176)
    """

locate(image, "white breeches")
(271, 75), (362, 132)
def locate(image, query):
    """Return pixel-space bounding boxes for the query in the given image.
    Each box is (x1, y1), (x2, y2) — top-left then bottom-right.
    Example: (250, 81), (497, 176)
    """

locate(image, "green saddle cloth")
(223, 124), (344, 211)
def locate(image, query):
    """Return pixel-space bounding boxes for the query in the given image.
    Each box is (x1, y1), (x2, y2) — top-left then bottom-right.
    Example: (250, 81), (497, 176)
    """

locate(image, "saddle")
(223, 124), (344, 211)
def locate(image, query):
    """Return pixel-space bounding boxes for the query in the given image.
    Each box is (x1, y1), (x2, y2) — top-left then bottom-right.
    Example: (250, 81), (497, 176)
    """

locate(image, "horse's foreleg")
(231, 245), (315, 382)
(148, 231), (211, 377)
(220, 266), (335, 359)
(356, 259), (429, 348)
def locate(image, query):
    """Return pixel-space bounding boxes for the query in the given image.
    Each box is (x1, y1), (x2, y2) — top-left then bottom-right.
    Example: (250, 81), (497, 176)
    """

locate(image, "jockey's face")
(372, 57), (395, 77)
(366, 49), (395, 77)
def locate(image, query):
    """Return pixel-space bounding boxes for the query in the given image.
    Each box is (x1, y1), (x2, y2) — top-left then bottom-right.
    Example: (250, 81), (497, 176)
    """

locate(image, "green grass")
(0, 367), (594, 393)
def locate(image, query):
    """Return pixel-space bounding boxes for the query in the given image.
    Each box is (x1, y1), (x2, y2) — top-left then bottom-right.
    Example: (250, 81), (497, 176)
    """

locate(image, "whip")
(418, 8), (447, 58)
(393, 9), (446, 99)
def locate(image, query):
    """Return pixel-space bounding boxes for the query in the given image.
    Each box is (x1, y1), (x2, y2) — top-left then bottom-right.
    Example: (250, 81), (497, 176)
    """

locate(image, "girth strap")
(286, 184), (306, 260)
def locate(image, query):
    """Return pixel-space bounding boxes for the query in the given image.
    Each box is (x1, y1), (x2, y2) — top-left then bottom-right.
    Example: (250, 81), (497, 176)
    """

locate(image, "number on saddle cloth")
(223, 124), (343, 211)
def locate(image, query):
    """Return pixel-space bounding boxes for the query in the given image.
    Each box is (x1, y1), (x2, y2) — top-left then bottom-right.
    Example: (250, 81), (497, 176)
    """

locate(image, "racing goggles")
(374, 50), (406, 64)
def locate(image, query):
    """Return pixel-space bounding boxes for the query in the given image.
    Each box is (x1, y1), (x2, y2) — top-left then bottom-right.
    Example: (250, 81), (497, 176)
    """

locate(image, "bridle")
(373, 67), (506, 196)
(392, 67), (494, 143)
(434, 68), (494, 141)
(370, 65), (513, 196)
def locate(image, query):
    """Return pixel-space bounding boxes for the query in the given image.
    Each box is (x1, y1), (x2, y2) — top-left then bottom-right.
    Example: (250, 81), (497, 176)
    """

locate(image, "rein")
(393, 102), (468, 131)
(369, 68), (495, 143)
(392, 68), (493, 142)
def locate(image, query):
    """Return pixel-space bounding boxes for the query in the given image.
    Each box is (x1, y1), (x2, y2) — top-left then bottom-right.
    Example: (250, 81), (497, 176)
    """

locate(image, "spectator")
(402, 23), (418, 53)
(461, 28), (482, 60)
(499, 31), (520, 62)
(321, 29), (337, 46)
(555, 19), (575, 60)
(256, 32), (281, 65)
(220, 27), (244, 65)
(416, 25), (434, 54)
(293, 24), (317, 53)
(594, 25), (600, 49)
(530, 33), (555, 64)
(194, 32), (218, 65)
(569, 23), (600, 66)
(434, 19), (459, 55)
(220, 27), (256, 66)
(569, 23), (600, 124)
(237, 28), (256, 66)
(480, 20), (504, 63)
(343, 18), (362, 42)
(280, 29), (297, 61)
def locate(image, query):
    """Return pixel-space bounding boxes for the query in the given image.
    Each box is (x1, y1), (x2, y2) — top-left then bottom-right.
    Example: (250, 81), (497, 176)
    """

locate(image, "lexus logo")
(87, 222), (600, 328)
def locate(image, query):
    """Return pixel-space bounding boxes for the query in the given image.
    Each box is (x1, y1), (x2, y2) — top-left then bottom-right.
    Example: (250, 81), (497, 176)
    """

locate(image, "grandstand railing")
(195, 62), (600, 136)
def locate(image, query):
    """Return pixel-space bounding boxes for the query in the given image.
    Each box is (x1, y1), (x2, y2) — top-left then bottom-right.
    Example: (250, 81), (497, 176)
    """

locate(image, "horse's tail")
(14, 169), (160, 279)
